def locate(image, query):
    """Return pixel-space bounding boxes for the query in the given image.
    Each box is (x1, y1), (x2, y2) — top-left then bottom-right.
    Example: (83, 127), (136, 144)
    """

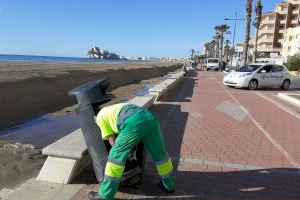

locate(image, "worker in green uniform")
(89, 103), (174, 200)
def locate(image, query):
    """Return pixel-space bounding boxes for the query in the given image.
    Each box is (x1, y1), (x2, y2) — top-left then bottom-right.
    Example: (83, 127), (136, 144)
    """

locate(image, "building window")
(291, 16), (298, 20)
(289, 36), (293, 41)
(288, 46), (291, 51)
(266, 44), (272, 49)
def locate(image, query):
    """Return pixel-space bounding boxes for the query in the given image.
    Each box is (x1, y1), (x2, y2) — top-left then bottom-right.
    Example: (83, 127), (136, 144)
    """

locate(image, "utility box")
(69, 79), (145, 184)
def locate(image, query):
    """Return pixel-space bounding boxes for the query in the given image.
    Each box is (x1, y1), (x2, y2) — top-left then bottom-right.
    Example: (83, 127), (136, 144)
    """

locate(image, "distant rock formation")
(87, 47), (120, 59)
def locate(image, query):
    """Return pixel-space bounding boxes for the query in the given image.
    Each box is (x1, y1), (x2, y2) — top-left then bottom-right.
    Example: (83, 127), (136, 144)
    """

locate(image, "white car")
(223, 63), (292, 90)
(207, 58), (221, 71)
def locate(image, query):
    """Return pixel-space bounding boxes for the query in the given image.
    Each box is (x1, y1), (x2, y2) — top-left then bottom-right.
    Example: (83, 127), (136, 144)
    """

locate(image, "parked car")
(207, 58), (221, 71)
(223, 63), (292, 90)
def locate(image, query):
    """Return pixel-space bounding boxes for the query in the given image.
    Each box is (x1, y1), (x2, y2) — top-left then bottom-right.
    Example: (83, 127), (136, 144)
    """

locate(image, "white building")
(282, 26), (300, 61)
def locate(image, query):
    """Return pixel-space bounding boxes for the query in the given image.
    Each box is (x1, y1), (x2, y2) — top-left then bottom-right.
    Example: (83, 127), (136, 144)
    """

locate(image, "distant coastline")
(0, 54), (131, 63)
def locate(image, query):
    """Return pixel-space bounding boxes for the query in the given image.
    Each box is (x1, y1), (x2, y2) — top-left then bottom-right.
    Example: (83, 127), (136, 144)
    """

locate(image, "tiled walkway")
(74, 70), (300, 200)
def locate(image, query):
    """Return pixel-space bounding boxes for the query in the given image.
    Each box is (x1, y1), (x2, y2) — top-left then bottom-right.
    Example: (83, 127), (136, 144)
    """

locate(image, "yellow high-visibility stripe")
(104, 162), (125, 178)
(156, 158), (173, 176)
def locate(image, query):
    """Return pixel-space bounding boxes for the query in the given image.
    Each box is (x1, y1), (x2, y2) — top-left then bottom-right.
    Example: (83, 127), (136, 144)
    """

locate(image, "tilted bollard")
(69, 79), (145, 183)
(69, 79), (111, 182)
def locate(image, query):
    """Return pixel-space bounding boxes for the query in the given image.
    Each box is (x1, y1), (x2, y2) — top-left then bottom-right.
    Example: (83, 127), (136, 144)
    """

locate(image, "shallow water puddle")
(135, 83), (153, 96)
(0, 114), (79, 148)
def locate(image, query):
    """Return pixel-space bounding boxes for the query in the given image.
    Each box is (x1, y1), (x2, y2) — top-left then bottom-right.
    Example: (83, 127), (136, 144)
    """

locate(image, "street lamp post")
(225, 12), (245, 69)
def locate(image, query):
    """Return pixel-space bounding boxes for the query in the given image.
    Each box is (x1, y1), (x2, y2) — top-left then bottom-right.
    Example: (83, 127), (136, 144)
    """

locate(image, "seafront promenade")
(72, 70), (300, 199)
(2, 69), (300, 200)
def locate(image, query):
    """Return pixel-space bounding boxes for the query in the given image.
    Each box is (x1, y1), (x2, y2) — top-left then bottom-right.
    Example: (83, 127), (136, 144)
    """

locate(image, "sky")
(0, 0), (282, 58)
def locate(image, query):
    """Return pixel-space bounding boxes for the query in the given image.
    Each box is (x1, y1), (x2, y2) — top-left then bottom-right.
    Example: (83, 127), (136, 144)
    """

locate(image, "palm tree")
(243, 0), (253, 65)
(224, 40), (233, 62)
(204, 43), (211, 57)
(253, 0), (263, 63)
(210, 40), (217, 57)
(213, 33), (221, 58)
(215, 24), (230, 61)
(190, 49), (195, 60)
(205, 41), (216, 58)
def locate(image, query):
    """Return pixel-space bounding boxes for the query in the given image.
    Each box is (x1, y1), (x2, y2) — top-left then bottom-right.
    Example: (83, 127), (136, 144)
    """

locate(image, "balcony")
(280, 19), (286, 24)
(291, 19), (298, 24)
(262, 19), (276, 24)
(292, 9), (299, 14)
(257, 47), (281, 53)
(260, 29), (275, 34)
(258, 38), (273, 44)
(278, 8), (288, 14)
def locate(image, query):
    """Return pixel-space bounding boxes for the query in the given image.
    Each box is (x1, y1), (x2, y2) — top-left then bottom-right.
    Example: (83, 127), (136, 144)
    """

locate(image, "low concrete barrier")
(149, 71), (185, 100)
(37, 67), (184, 184)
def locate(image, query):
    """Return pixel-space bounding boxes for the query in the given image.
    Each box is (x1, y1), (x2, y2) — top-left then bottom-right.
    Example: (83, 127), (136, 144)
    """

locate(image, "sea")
(0, 54), (133, 63)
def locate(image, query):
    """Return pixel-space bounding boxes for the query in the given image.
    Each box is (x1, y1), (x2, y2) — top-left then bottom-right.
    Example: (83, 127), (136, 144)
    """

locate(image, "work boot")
(158, 180), (174, 194)
(89, 191), (104, 200)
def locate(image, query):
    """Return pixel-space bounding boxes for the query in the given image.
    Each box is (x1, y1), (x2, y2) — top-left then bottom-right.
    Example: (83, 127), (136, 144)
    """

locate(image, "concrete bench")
(169, 71), (185, 79)
(37, 95), (155, 184)
(37, 129), (90, 184)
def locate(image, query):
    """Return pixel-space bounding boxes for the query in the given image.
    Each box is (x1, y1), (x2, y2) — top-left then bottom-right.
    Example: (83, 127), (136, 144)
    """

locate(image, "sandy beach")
(0, 61), (182, 190)
(0, 61), (181, 130)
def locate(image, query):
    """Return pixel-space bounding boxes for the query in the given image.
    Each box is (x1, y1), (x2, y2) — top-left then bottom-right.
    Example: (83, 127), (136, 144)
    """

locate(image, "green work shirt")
(96, 103), (129, 140)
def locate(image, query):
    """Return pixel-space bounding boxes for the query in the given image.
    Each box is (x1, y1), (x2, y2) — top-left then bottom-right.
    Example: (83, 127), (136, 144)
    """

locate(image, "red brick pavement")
(73, 70), (300, 200)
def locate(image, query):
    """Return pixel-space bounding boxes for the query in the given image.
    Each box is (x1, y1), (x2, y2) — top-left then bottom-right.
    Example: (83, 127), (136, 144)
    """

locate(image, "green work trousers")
(98, 109), (174, 199)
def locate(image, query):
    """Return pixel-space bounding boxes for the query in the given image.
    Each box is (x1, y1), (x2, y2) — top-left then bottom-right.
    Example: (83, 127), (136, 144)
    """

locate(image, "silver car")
(223, 63), (292, 90)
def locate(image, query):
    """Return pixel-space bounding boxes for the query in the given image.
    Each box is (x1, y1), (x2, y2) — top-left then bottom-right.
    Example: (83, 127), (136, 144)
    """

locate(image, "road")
(74, 70), (300, 200)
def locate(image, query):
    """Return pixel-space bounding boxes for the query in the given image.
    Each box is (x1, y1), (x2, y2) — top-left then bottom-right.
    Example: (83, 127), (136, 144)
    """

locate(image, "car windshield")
(208, 59), (218, 63)
(236, 64), (262, 72)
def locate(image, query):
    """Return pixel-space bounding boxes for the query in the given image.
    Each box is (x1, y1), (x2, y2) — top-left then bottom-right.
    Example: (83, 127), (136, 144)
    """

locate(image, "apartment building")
(282, 26), (300, 60)
(257, 0), (300, 58)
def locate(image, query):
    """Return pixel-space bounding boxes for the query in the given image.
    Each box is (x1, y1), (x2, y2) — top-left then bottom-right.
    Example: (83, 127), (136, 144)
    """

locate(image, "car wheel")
(248, 80), (258, 90)
(207, 68), (209, 71)
(281, 79), (290, 90)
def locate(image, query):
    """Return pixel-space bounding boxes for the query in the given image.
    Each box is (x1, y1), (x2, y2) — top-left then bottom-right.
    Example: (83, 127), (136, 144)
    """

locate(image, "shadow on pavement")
(122, 168), (300, 200)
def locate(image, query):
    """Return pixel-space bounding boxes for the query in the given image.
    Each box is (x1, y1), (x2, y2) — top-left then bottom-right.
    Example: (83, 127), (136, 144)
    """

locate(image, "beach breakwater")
(0, 62), (182, 130)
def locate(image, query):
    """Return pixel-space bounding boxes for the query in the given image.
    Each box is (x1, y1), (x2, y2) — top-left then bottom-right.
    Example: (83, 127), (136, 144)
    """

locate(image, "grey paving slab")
(7, 179), (63, 200)
(6, 179), (84, 200)
(216, 101), (247, 121)
(51, 184), (85, 200)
